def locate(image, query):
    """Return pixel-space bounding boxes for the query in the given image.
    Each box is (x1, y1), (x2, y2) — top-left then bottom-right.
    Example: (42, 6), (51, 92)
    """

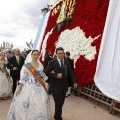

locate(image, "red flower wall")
(40, 0), (109, 87)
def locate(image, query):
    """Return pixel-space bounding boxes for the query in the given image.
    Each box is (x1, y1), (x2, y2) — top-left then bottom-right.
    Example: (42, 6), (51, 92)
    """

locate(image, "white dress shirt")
(57, 58), (64, 67)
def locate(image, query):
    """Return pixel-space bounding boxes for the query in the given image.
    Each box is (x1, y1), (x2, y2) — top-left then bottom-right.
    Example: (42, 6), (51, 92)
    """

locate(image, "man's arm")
(70, 59), (74, 70)
(43, 58), (48, 70)
(21, 56), (25, 66)
(67, 62), (77, 88)
(8, 57), (13, 70)
(46, 61), (58, 78)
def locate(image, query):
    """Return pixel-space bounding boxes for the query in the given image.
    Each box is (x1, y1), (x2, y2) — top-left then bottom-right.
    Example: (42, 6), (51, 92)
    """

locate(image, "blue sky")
(0, 0), (48, 51)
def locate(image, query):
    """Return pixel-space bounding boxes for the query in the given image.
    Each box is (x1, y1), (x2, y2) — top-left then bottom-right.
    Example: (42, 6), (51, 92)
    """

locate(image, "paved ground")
(0, 95), (120, 120)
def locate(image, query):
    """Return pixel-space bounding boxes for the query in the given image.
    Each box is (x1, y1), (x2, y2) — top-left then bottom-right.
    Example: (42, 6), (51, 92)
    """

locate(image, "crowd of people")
(0, 47), (77, 120)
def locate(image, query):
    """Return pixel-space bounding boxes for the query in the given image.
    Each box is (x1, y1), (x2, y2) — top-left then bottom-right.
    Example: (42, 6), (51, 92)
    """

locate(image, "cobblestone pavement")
(0, 95), (120, 120)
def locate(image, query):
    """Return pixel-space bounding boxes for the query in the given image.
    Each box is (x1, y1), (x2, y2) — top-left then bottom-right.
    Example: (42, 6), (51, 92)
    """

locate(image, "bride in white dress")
(7, 50), (52, 120)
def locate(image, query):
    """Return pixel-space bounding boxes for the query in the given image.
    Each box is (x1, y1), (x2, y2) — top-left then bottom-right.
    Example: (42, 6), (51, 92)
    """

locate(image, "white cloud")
(0, 0), (48, 51)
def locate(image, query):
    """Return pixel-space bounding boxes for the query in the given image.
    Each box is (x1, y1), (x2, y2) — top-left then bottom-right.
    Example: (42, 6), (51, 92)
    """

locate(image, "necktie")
(60, 60), (64, 75)
(16, 56), (19, 64)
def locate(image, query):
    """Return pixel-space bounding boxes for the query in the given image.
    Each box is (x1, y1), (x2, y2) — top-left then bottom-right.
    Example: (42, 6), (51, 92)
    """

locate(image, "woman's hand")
(73, 83), (77, 89)
(8, 77), (12, 83)
(15, 83), (23, 96)
(51, 70), (55, 74)
(15, 86), (21, 96)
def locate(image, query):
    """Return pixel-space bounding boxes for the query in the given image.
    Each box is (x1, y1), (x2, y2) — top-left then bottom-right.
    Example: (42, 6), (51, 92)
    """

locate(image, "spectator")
(65, 52), (74, 97)
(9, 48), (25, 94)
(43, 50), (53, 70)
(7, 50), (12, 62)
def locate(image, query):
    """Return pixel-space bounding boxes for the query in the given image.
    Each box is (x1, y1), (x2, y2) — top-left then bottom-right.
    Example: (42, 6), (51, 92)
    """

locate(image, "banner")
(94, 0), (120, 101)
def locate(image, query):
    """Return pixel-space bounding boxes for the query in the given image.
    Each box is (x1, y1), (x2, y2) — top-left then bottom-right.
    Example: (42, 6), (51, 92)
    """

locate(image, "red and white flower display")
(40, 0), (109, 87)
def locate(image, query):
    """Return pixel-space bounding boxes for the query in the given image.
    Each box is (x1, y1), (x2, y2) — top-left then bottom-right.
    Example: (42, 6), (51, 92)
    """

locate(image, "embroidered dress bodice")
(19, 66), (48, 86)
(27, 69), (45, 85)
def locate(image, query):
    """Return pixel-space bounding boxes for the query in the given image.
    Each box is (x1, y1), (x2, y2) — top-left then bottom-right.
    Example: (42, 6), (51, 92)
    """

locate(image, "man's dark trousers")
(53, 90), (66, 120)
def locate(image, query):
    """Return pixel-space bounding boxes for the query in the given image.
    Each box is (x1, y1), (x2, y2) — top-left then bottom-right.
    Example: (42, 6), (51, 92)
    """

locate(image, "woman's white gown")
(7, 64), (51, 120)
(0, 61), (12, 98)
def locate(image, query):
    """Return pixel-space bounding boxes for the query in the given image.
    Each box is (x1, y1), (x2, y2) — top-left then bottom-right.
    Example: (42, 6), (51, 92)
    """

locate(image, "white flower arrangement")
(55, 27), (101, 67)
(41, 27), (100, 68)
(41, 28), (53, 61)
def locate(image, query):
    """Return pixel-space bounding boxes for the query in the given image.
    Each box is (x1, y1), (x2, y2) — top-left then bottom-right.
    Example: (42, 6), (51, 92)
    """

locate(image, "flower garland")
(40, 0), (109, 87)
(41, 28), (53, 61)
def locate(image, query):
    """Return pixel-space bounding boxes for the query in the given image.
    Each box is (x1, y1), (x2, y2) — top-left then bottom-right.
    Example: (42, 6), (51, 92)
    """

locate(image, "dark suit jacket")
(9, 56), (25, 78)
(66, 57), (74, 86)
(43, 55), (53, 70)
(46, 59), (77, 94)
(66, 57), (74, 70)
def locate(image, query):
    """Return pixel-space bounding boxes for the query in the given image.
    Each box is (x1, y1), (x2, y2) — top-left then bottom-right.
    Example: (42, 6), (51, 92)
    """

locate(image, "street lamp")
(41, 0), (59, 15)
(41, 5), (53, 15)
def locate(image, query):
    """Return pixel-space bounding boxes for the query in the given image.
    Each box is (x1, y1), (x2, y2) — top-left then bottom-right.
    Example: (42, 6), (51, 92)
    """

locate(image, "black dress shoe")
(54, 116), (62, 120)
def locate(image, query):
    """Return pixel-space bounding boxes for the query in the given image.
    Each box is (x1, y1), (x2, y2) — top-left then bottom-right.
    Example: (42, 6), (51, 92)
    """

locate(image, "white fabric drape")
(94, 0), (120, 101)
(33, 13), (50, 50)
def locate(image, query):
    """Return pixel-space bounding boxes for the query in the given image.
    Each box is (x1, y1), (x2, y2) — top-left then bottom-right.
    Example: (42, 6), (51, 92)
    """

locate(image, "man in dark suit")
(46, 47), (77, 120)
(43, 50), (53, 70)
(43, 50), (53, 93)
(65, 52), (74, 70)
(9, 48), (25, 94)
(65, 52), (74, 97)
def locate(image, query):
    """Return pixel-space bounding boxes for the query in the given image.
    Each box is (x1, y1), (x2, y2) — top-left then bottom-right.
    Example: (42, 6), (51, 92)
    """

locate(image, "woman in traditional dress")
(7, 50), (51, 120)
(0, 52), (12, 99)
